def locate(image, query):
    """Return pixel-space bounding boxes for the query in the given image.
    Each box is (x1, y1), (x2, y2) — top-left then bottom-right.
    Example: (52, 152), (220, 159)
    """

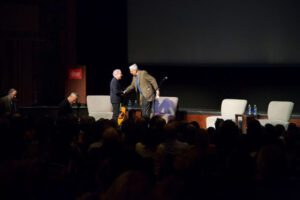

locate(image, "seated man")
(58, 92), (79, 117)
(0, 88), (18, 115)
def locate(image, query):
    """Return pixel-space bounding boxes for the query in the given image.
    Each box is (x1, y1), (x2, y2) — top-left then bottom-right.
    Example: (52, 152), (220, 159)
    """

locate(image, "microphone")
(163, 76), (168, 80)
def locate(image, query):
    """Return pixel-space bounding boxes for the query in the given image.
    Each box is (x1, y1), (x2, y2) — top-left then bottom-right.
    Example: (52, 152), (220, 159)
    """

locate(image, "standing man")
(0, 88), (18, 115)
(58, 92), (78, 117)
(110, 69), (123, 121)
(124, 64), (159, 118)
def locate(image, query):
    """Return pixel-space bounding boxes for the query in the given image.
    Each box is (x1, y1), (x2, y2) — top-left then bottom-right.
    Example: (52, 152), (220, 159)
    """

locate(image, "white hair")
(8, 88), (17, 95)
(113, 69), (121, 77)
(70, 92), (78, 98)
(129, 63), (138, 70)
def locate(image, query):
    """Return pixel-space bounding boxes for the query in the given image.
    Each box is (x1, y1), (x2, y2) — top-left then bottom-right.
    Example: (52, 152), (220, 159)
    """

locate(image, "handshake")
(117, 91), (126, 96)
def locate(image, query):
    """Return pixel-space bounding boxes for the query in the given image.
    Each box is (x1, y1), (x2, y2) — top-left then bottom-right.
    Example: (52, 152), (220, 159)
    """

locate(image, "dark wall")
(128, 0), (300, 64)
(76, 0), (128, 95)
(142, 65), (300, 113)
(1, 1), (299, 114)
(0, 0), (76, 106)
(76, 1), (300, 114)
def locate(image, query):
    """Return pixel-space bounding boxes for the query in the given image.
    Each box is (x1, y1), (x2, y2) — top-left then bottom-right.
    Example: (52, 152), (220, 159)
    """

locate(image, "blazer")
(125, 70), (158, 102)
(0, 95), (17, 114)
(58, 98), (73, 117)
(110, 77), (122, 104)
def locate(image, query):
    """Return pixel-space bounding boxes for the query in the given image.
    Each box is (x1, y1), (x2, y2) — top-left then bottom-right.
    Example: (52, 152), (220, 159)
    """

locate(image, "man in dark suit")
(58, 92), (78, 117)
(0, 88), (18, 115)
(124, 64), (159, 118)
(110, 69), (123, 121)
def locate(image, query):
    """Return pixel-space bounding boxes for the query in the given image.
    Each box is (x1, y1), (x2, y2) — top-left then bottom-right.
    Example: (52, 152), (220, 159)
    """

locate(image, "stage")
(19, 106), (300, 129)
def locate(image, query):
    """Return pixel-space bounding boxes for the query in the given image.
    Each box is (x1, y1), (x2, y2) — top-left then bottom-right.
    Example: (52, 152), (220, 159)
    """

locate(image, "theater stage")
(19, 106), (300, 129)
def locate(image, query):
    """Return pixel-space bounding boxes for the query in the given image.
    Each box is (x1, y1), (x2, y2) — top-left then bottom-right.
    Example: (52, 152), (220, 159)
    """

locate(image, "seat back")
(267, 101), (294, 122)
(153, 96), (178, 115)
(221, 99), (248, 118)
(86, 95), (113, 120)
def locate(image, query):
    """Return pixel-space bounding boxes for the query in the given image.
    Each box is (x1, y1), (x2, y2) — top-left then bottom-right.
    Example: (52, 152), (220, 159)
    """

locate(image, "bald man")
(58, 92), (78, 117)
(110, 69), (123, 121)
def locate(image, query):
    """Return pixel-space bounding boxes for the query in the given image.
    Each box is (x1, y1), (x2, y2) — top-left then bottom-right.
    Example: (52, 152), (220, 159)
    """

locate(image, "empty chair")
(258, 101), (294, 130)
(206, 99), (248, 129)
(86, 95), (113, 120)
(152, 96), (178, 123)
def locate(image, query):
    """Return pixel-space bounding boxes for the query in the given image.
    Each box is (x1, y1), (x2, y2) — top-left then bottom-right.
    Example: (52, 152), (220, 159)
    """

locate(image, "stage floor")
(19, 106), (300, 128)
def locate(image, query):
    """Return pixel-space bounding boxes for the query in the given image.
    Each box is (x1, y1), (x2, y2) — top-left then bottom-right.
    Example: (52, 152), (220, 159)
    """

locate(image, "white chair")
(152, 96), (179, 123)
(86, 95), (113, 121)
(258, 101), (294, 130)
(206, 99), (248, 128)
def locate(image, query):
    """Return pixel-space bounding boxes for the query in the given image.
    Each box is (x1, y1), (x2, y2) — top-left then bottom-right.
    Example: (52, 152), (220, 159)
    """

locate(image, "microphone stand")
(158, 77), (168, 89)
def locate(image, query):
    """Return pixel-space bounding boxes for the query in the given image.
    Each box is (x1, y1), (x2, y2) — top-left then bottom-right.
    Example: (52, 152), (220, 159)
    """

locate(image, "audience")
(1, 110), (300, 200)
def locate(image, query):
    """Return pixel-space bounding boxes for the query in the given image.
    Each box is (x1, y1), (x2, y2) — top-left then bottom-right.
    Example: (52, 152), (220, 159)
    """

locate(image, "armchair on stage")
(258, 101), (294, 130)
(153, 96), (179, 123)
(86, 95), (113, 121)
(206, 99), (248, 129)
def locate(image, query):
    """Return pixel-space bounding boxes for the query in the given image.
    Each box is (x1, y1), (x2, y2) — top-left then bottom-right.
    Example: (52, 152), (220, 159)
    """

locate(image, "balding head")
(68, 92), (78, 104)
(8, 88), (17, 99)
(113, 69), (122, 80)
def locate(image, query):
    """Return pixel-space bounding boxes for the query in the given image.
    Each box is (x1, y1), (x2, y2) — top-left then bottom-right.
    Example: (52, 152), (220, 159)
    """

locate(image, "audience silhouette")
(1, 112), (300, 200)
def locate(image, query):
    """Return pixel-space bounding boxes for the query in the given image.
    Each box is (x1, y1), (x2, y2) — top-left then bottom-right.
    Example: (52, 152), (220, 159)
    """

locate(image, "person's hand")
(117, 91), (125, 96)
(155, 90), (160, 99)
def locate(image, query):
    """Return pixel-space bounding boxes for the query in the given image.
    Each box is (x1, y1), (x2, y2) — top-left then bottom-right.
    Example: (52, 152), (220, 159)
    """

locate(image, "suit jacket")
(110, 77), (122, 104)
(0, 95), (17, 114)
(125, 70), (158, 102)
(58, 99), (73, 117)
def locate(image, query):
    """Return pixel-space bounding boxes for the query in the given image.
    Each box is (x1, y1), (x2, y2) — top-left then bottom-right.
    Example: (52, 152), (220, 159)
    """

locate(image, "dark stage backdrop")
(128, 65), (300, 113)
(76, 0), (300, 114)
(2, 0), (299, 114)
(124, 0), (300, 113)
(128, 0), (300, 65)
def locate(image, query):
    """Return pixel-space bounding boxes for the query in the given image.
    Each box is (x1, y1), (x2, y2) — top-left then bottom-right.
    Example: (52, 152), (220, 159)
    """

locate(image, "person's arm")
(12, 100), (18, 113)
(144, 71), (160, 97)
(124, 78), (135, 94)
